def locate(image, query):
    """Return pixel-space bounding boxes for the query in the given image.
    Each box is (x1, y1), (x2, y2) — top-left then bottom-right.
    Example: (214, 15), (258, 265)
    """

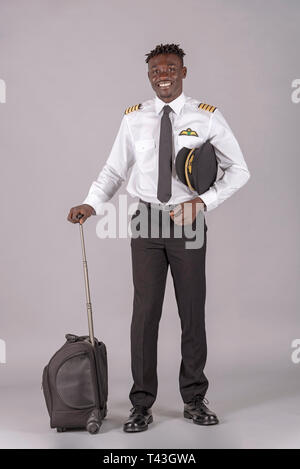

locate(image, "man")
(67, 43), (250, 432)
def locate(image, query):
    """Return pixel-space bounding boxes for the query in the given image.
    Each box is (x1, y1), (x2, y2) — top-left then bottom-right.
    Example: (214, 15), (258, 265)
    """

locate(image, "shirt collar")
(154, 92), (186, 116)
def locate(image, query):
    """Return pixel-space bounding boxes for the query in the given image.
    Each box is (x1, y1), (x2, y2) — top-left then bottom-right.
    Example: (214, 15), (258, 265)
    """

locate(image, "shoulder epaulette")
(124, 104), (142, 115)
(198, 102), (217, 113)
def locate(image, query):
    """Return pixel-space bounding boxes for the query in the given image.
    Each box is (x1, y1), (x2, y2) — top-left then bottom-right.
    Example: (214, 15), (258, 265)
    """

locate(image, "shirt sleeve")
(82, 115), (135, 215)
(198, 109), (251, 212)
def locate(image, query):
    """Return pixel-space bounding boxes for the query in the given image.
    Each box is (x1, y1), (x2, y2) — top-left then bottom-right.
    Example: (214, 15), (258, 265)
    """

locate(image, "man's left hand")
(170, 197), (206, 225)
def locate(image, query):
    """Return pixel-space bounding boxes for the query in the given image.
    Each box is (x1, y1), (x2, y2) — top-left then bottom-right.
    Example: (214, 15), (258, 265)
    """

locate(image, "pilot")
(68, 43), (250, 432)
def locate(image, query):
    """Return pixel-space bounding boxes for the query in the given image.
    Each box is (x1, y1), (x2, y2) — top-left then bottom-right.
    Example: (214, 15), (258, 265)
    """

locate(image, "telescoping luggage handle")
(77, 214), (95, 346)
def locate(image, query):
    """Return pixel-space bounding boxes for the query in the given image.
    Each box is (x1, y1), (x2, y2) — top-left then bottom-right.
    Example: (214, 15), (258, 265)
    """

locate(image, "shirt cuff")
(198, 188), (218, 212)
(82, 195), (104, 216)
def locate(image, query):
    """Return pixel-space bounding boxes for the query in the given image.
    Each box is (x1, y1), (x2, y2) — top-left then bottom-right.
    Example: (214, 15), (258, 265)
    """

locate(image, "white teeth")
(159, 82), (171, 87)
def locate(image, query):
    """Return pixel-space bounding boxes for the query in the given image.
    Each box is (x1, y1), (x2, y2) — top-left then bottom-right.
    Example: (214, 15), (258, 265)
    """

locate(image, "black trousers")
(129, 202), (209, 408)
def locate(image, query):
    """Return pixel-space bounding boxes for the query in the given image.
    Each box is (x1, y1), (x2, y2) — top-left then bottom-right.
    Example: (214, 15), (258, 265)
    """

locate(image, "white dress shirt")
(82, 92), (250, 214)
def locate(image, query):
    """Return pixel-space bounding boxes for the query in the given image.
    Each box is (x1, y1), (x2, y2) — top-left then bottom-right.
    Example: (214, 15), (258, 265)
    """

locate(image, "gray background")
(0, 0), (299, 449)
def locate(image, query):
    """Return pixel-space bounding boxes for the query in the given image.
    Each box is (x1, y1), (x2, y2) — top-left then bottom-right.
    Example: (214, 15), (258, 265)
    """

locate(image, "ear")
(182, 66), (187, 79)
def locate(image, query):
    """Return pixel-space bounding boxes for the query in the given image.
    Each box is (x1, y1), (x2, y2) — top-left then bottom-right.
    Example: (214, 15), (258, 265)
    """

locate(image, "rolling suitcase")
(42, 215), (108, 434)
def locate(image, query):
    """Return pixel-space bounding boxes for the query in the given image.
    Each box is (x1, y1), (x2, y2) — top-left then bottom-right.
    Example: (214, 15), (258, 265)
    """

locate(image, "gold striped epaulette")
(198, 102), (217, 113)
(124, 104), (142, 115)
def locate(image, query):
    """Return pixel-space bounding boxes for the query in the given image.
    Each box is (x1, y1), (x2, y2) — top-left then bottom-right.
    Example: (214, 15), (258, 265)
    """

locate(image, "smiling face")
(148, 53), (187, 103)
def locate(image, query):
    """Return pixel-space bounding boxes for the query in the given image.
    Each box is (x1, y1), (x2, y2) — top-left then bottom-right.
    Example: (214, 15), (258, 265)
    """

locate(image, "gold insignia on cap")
(179, 128), (199, 137)
(184, 148), (196, 191)
(188, 153), (194, 174)
(198, 102), (217, 113)
(124, 104), (142, 115)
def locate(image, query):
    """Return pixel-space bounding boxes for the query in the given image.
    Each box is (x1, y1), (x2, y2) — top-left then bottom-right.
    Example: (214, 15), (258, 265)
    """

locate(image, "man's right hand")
(67, 204), (96, 224)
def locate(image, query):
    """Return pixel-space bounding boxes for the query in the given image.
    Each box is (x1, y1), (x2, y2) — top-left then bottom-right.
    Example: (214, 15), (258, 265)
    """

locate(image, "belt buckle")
(159, 202), (175, 212)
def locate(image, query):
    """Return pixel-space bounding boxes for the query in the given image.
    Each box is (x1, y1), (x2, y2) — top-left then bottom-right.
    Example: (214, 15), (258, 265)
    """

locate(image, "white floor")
(1, 370), (299, 449)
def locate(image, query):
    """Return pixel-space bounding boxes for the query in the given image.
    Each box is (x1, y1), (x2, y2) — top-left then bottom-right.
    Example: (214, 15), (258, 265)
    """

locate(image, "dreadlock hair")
(145, 43), (186, 64)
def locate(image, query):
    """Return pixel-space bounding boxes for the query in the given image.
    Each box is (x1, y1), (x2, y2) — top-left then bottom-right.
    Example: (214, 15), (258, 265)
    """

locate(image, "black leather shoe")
(184, 395), (219, 426)
(123, 405), (153, 433)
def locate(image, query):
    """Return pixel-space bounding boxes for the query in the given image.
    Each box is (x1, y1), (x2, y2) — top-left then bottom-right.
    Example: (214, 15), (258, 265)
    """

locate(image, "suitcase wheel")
(86, 420), (101, 434)
(56, 427), (67, 433)
(86, 408), (102, 434)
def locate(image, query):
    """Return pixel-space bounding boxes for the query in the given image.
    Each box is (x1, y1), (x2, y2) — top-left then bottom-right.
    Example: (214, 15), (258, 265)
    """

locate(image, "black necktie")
(157, 105), (173, 203)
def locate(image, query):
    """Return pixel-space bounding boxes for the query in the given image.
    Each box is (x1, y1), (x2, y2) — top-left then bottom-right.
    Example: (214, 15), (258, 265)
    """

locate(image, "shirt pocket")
(134, 139), (156, 172)
(177, 135), (205, 150)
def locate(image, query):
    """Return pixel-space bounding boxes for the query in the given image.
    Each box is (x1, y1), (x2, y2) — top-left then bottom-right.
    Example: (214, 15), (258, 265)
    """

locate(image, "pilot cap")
(175, 141), (218, 195)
